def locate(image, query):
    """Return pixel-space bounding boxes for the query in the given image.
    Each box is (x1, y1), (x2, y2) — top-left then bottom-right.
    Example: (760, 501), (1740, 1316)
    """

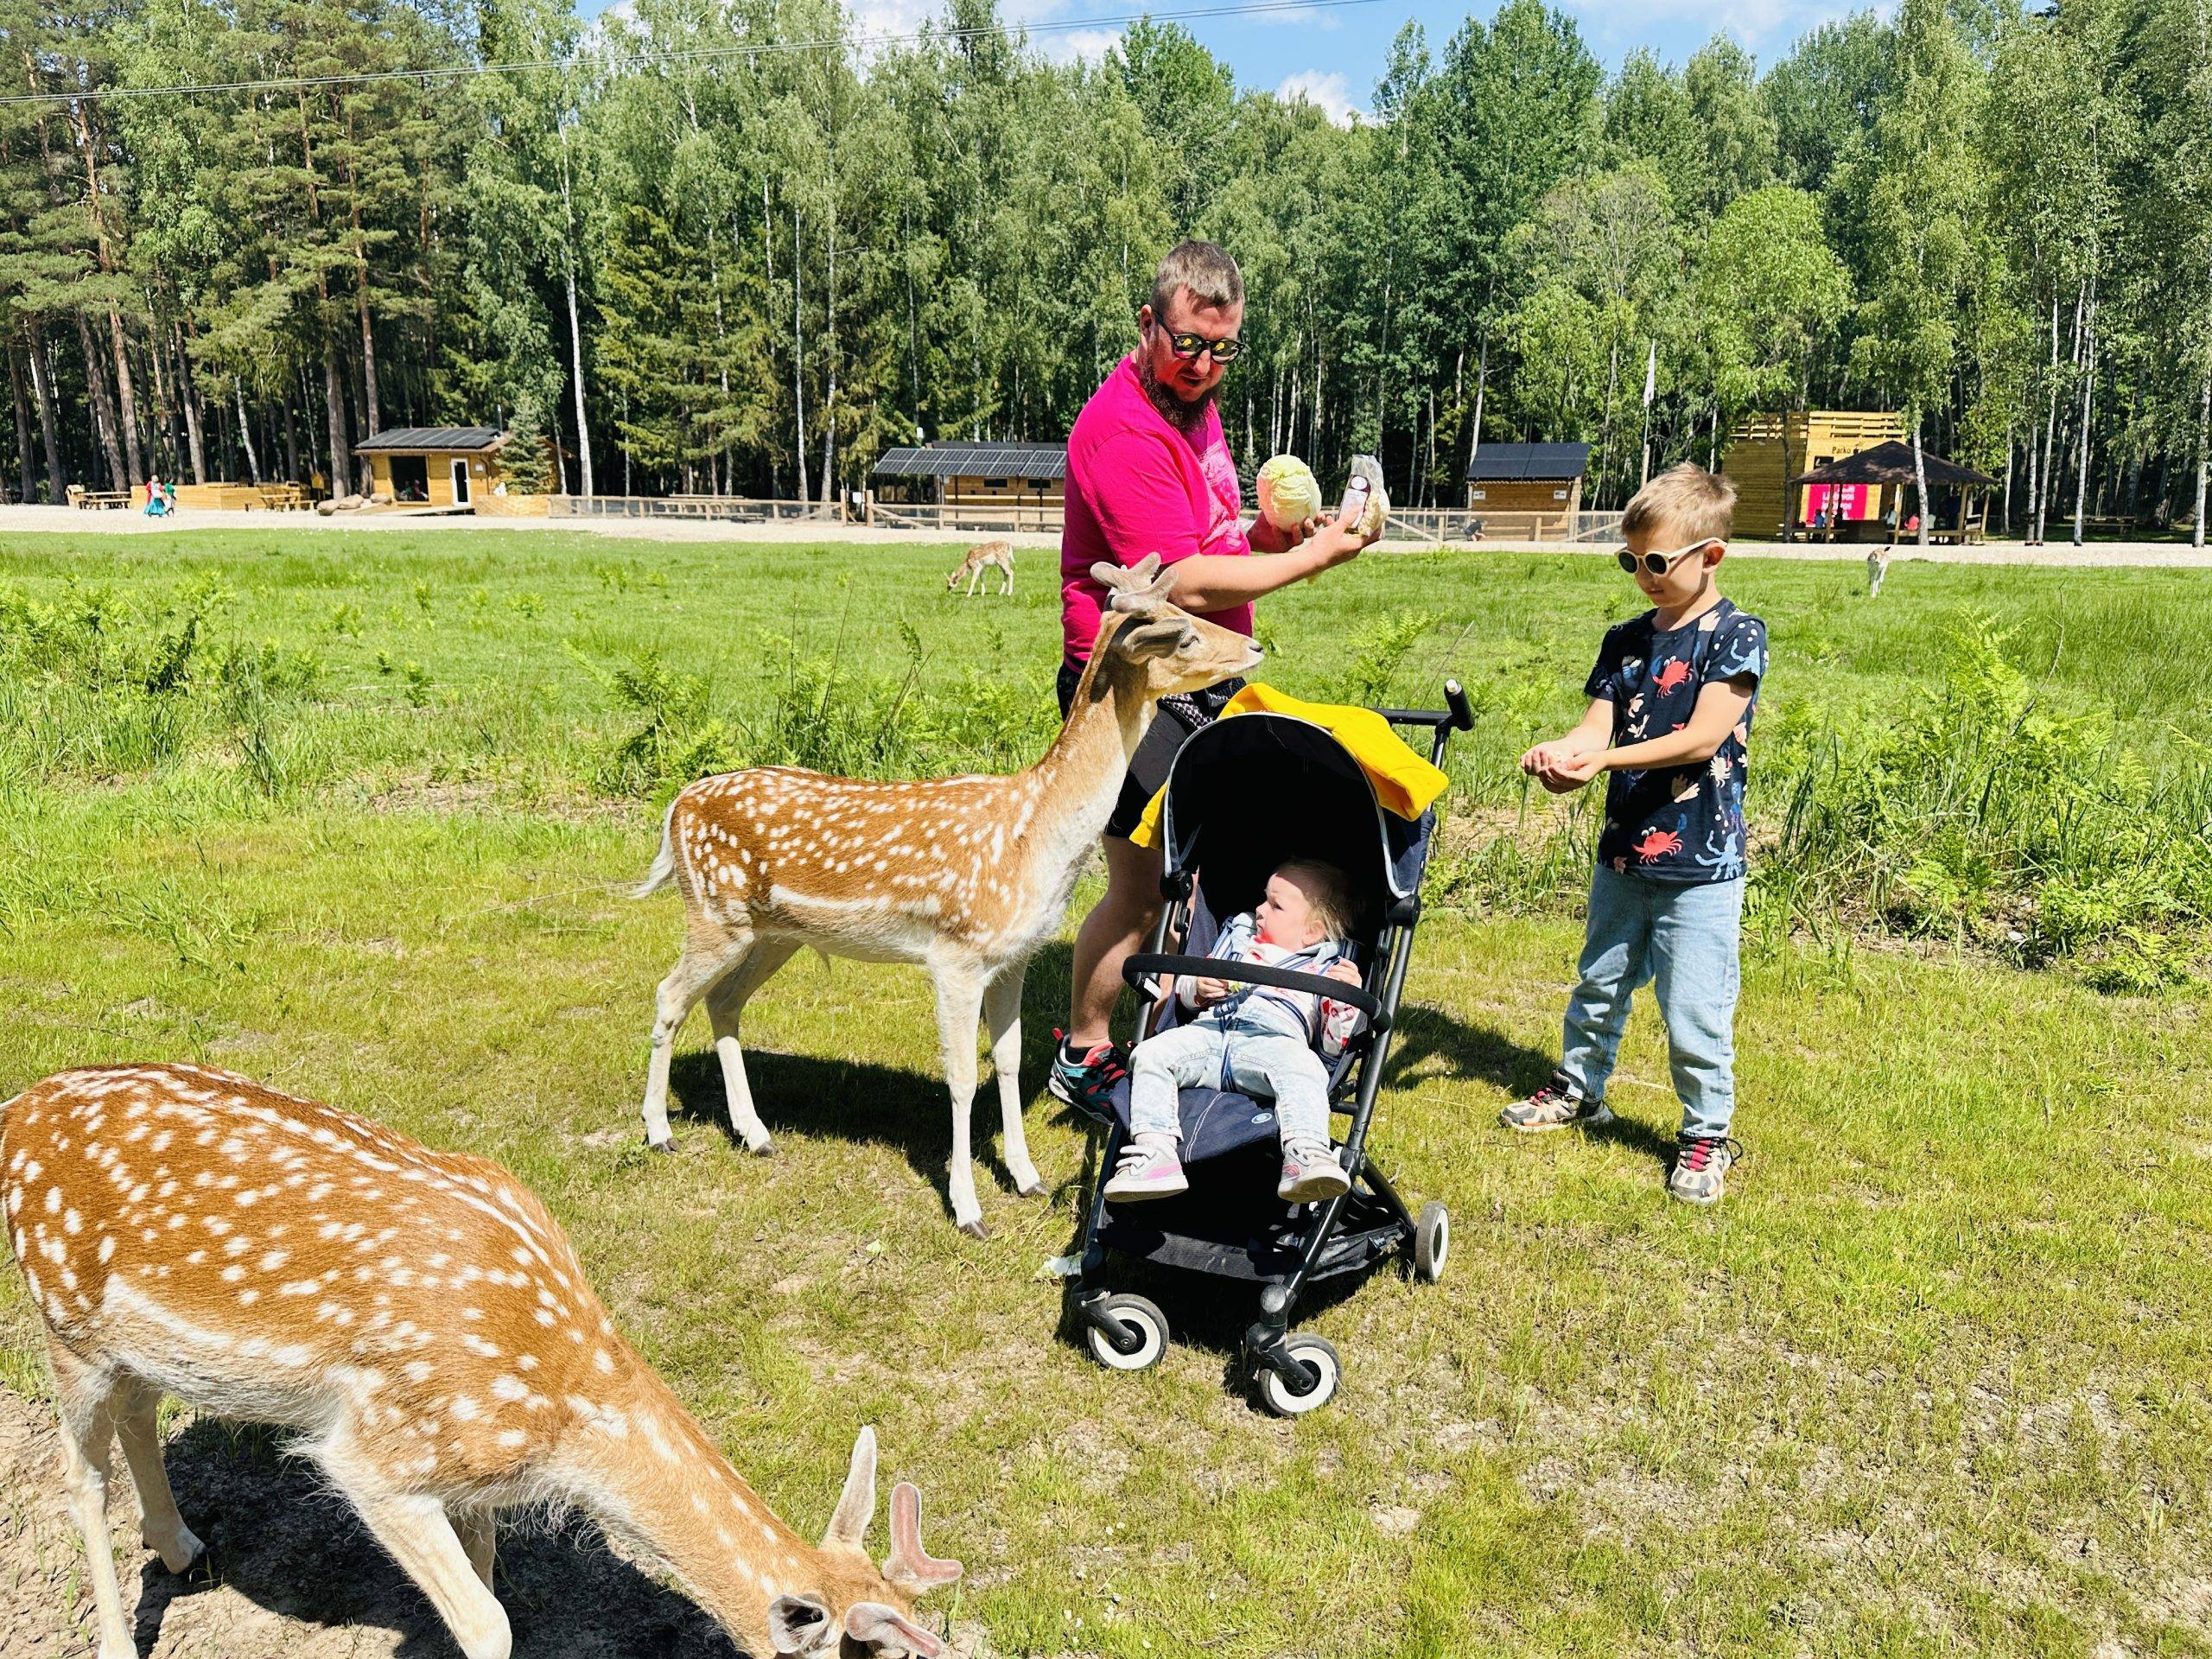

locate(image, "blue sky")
(584, 0), (1866, 124)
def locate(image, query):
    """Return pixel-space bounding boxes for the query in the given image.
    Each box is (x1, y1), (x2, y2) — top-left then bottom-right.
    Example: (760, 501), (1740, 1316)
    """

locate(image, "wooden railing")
(548, 493), (846, 524)
(1383, 508), (1624, 546)
(866, 500), (1060, 534)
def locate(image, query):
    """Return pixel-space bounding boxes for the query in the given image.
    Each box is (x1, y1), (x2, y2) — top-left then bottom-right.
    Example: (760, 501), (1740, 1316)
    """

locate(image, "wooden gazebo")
(1786, 440), (1999, 545)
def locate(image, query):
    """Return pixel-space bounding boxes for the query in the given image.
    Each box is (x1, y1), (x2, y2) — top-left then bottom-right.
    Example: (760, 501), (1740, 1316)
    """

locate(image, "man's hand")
(1300, 499), (1376, 570)
(1248, 513), (1318, 554)
(1323, 960), (1362, 988)
(1192, 976), (1231, 1006)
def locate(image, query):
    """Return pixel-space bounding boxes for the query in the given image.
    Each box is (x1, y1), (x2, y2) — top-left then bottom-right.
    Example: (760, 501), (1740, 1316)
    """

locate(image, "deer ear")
(767, 1594), (836, 1655)
(883, 1482), (963, 1593)
(844, 1599), (945, 1656)
(1115, 620), (1194, 661)
(823, 1426), (877, 1549)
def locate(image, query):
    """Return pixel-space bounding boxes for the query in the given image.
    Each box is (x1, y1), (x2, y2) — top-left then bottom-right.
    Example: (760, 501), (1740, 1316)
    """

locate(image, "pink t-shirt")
(1059, 354), (1254, 666)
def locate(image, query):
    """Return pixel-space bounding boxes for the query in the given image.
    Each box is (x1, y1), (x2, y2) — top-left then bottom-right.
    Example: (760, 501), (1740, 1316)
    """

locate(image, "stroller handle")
(1122, 953), (1392, 1033)
(1375, 677), (1474, 733)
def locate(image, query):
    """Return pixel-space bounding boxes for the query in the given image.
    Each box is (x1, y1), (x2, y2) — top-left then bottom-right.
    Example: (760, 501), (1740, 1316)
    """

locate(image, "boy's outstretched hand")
(1521, 740), (1605, 793)
(1323, 959), (1362, 987)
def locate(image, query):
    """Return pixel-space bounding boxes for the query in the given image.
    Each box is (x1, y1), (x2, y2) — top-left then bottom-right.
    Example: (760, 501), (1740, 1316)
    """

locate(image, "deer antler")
(1091, 552), (1180, 617)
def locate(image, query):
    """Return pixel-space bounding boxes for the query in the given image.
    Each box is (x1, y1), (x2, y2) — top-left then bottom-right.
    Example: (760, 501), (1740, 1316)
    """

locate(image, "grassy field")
(4, 529), (2212, 1658)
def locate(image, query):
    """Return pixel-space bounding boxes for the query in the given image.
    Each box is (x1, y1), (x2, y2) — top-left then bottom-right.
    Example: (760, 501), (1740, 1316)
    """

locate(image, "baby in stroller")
(1104, 859), (1367, 1206)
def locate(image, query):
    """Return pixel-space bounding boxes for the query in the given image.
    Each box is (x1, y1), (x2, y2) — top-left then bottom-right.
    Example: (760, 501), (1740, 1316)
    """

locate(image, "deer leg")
(984, 966), (1043, 1198)
(321, 1453), (512, 1659)
(111, 1375), (202, 1575)
(1000, 562), (1014, 596)
(641, 941), (744, 1149)
(931, 965), (989, 1238)
(450, 1504), (497, 1591)
(703, 940), (798, 1155)
(48, 1340), (137, 1659)
(965, 564), (982, 598)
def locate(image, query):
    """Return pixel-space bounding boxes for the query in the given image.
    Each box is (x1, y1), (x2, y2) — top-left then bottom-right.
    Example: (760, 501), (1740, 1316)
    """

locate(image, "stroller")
(1065, 681), (1474, 1414)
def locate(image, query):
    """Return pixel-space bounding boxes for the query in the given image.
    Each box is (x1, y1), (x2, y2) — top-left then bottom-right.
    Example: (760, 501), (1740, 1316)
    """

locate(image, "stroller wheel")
(1086, 1294), (1168, 1371)
(1414, 1201), (1450, 1283)
(1256, 1334), (1340, 1416)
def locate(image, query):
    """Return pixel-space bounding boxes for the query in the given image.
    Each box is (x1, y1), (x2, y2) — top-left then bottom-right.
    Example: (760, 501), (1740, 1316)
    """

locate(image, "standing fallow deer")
(2, 1063), (961, 1659)
(945, 539), (1014, 597)
(635, 556), (1262, 1237)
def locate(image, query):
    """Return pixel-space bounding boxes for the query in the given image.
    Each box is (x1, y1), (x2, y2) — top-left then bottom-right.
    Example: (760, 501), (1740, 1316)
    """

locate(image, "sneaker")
(1103, 1135), (1187, 1202)
(1277, 1138), (1351, 1204)
(1499, 1075), (1613, 1134)
(1049, 1031), (1128, 1123)
(1668, 1135), (1743, 1205)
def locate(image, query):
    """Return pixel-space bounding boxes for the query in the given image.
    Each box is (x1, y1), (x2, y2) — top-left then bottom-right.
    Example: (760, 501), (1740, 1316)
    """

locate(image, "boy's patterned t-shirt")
(1582, 598), (1768, 884)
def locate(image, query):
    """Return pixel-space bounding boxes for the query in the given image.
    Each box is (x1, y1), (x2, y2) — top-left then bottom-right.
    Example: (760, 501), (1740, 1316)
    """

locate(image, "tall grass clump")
(0, 577), (327, 792)
(588, 622), (1059, 804)
(1763, 616), (2212, 988)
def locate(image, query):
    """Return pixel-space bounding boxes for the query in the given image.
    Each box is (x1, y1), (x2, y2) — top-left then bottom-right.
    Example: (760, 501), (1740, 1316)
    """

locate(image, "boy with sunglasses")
(1504, 464), (1768, 1205)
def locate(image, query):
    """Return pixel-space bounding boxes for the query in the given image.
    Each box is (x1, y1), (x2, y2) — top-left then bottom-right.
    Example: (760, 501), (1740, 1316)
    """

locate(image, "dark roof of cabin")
(871, 442), (1067, 480)
(1789, 439), (1999, 488)
(1465, 442), (1591, 481)
(356, 427), (507, 453)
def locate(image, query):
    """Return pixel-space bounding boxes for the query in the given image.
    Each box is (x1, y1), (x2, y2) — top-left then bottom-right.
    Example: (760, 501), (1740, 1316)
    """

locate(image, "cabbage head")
(1256, 454), (1323, 530)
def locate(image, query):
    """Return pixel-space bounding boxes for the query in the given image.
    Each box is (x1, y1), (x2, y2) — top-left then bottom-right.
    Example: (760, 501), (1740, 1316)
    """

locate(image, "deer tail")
(633, 797), (681, 899)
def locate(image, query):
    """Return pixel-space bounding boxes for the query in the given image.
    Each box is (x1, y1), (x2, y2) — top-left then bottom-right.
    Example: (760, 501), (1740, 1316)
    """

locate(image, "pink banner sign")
(1805, 482), (1871, 524)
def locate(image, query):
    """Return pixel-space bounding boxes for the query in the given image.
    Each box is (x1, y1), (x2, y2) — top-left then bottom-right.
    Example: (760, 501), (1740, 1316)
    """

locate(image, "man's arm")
(1085, 431), (1370, 614)
(1165, 507), (1370, 613)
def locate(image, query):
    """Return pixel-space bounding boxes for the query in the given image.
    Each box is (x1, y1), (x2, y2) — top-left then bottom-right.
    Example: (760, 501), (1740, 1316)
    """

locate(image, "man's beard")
(1137, 346), (1215, 435)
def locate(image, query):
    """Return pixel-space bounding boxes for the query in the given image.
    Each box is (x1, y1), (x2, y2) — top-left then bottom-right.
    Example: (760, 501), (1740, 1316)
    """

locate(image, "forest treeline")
(1, 0), (2207, 535)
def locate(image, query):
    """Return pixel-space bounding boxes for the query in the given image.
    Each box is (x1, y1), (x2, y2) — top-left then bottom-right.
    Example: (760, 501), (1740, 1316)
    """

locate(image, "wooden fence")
(548, 493), (845, 524)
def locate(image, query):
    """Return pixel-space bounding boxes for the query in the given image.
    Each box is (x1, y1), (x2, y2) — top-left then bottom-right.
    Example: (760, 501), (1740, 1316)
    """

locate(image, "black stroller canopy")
(1158, 712), (1435, 937)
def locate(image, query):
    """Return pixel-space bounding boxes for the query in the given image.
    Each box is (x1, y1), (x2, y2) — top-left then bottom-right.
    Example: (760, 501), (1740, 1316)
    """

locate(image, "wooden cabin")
(355, 426), (542, 513)
(1465, 442), (1588, 536)
(869, 442), (1066, 528)
(1721, 410), (1906, 539)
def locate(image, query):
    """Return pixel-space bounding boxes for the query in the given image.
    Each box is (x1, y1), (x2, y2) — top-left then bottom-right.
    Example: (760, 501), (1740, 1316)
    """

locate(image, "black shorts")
(1056, 661), (1244, 842)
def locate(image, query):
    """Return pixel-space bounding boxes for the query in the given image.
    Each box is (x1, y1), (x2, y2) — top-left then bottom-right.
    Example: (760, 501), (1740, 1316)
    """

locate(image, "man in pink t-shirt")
(1050, 240), (1376, 1117)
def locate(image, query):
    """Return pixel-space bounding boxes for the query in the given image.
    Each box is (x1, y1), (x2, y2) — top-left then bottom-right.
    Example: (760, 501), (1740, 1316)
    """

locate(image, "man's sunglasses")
(1616, 537), (1718, 575)
(1161, 330), (1245, 364)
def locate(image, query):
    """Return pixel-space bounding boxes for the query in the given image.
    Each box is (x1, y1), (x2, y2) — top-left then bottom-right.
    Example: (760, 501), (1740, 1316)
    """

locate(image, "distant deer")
(635, 556), (1262, 1237)
(2, 1063), (962, 1659)
(944, 539), (1014, 597)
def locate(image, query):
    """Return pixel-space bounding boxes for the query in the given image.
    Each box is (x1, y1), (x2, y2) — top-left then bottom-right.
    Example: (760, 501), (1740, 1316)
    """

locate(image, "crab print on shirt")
(1583, 597), (1768, 884)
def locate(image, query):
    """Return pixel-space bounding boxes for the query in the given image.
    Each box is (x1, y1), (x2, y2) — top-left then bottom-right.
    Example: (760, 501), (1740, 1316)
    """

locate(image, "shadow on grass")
(663, 943), (1080, 1224)
(1382, 1000), (1676, 1169)
(134, 1419), (737, 1659)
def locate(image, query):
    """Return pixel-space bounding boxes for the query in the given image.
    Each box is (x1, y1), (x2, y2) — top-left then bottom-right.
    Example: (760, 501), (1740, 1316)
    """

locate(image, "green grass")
(4, 530), (2212, 1656)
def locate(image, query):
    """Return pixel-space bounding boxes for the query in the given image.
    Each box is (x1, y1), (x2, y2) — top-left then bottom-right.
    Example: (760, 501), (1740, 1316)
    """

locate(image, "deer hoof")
(958, 1217), (991, 1242)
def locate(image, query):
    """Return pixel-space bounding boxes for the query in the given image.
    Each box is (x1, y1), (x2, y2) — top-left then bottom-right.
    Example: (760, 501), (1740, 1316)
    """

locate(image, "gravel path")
(0, 502), (2202, 566)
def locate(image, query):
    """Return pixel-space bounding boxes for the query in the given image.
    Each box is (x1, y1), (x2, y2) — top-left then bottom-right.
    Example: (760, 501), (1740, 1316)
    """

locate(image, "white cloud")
(1035, 25), (1122, 64)
(1277, 69), (1363, 126)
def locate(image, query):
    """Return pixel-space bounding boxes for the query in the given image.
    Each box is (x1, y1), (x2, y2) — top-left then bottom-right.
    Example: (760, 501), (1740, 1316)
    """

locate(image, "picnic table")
(65, 485), (131, 510)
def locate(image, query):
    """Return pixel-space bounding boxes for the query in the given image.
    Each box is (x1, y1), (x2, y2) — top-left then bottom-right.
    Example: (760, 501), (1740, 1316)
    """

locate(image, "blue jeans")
(1128, 1023), (1332, 1147)
(1559, 866), (1743, 1141)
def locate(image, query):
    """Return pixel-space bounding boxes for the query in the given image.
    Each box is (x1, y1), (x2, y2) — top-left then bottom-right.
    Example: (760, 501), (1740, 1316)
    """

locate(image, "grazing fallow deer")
(944, 539), (1014, 597)
(635, 556), (1262, 1236)
(2, 1063), (961, 1659)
